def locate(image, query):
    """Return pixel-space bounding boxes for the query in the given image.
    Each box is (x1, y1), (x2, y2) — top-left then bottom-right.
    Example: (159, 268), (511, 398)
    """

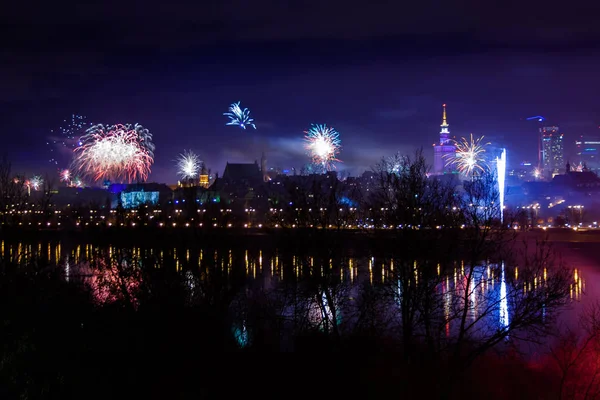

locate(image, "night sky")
(2, 0), (600, 183)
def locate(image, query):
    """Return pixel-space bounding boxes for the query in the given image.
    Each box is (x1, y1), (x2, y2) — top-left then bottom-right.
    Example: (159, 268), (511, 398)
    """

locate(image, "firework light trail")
(47, 114), (89, 165)
(176, 150), (201, 180)
(304, 124), (342, 171)
(224, 102), (256, 129)
(445, 133), (490, 177)
(72, 124), (155, 183)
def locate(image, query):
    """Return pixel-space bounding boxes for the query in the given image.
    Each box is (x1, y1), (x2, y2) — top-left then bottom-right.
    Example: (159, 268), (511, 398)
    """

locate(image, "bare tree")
(281, 173), (350, 229)
(366, 150), (462, 360)
(550, 302), (600, 400)
(37, 173), (56, 221)
(0, 157), (27, 225)
(370, 149), (461, 229)
(363, 153), (574, 396)
(410, 171), (572, 397)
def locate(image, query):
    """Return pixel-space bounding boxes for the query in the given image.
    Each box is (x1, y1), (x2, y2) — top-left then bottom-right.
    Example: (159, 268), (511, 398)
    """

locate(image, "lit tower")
(199, 161), (209, 188)
(525, 115), (545, 174)
(433, 104), (457, 175)
(440, 103), (450, 145)
(540, 126), (564, 179)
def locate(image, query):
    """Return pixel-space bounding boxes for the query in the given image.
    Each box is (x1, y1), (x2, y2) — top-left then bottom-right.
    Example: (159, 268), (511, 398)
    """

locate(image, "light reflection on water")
(500, 262), (509, 333)
(0, 239), (591, 347)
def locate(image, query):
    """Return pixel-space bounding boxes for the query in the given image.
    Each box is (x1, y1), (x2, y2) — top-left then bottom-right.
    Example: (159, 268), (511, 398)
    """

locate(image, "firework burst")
(72, 176), (84, 188)
(385, 153), (406, 175)
(304, 124), (342, 171)
(59, 169), (71, 184)
(48, 114), (89, 165)
(176, 150), (201, 180)
(224, 102), (256, 129)
(445, 133), (490, 176)
(72, 124), (155, 183)
(30, 175), (43, 191)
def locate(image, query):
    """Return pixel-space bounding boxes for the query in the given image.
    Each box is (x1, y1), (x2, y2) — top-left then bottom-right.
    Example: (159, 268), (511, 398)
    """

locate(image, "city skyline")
(3, 100), (598, 186)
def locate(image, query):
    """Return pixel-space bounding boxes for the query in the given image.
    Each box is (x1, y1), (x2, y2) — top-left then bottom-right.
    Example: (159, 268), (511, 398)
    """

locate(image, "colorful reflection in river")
(0, 239), (586, 347)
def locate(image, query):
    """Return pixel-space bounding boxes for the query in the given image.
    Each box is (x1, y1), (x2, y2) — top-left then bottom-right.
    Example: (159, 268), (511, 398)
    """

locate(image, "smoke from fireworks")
(72, 124), (155, 183)
(176, 150), (201, 180)
(224, 102), (256, 129)
(47, 114), (89, 165)
(445, 133), (490, 176)
(304, 124), (342, 171)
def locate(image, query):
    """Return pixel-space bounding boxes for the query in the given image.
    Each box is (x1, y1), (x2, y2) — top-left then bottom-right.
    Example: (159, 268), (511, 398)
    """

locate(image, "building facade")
(541, 126), (564, 179)
(575, 135), (600, 172)
(433, 104), (457, 175)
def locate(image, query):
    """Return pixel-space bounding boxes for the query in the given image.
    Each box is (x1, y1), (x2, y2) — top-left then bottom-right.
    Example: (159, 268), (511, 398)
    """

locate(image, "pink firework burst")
(72, 124), (155, 183)
(59, 169), (71, 184)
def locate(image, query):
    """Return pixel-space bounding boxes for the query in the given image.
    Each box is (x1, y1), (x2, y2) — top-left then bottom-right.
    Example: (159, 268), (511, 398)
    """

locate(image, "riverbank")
(3, 225), (600, 244)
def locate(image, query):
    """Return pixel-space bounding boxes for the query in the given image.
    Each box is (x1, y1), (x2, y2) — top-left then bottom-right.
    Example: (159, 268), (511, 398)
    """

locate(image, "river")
(1, 229), (597, 352)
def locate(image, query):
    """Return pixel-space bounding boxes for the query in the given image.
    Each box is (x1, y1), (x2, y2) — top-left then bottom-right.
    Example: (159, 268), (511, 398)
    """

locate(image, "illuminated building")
(433, 104), (457, 175)
(575, 135), (600, 172)
(120, 191), (159, 209)
(199, 162), (209, 188)
(541, 126), (564, 178)
(199, 175), (209, 187)
(508, 161), (534, 181)
(109, 183), (173, 208)
(525, 115), (546, 169)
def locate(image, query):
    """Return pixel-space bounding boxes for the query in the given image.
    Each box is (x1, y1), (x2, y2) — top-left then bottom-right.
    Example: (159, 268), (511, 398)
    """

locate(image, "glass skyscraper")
(541, 126), (564, 178)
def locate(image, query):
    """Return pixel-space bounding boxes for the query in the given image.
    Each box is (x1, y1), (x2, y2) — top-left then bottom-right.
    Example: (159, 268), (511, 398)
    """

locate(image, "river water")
(1, 231), (597, 352)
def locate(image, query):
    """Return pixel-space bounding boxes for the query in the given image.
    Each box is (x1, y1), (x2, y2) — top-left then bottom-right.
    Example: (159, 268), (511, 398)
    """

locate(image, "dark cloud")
(2, 0), (600, 108)
(3, 0), (600, 54)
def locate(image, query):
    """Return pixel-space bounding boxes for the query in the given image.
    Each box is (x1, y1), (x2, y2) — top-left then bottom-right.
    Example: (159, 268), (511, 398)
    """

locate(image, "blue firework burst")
(224, 102), (256, 129)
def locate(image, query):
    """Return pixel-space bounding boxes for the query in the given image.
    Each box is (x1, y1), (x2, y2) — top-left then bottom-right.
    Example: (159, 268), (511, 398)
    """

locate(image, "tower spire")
(442, 103), (448, 126)
(439, 103), (450, 143)
(433, 103), (456, 175)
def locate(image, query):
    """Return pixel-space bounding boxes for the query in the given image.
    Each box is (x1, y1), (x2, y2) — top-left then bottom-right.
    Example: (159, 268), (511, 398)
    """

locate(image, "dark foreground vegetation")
(0, 256), (544, 399)
(1, 237), (599, 400)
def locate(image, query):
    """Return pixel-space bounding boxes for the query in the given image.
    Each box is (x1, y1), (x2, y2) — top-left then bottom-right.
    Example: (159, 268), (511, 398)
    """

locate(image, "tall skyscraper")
(541, 126), (564, 178)
(433, 104), (456, 175)
(575, 135), (600, 172)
